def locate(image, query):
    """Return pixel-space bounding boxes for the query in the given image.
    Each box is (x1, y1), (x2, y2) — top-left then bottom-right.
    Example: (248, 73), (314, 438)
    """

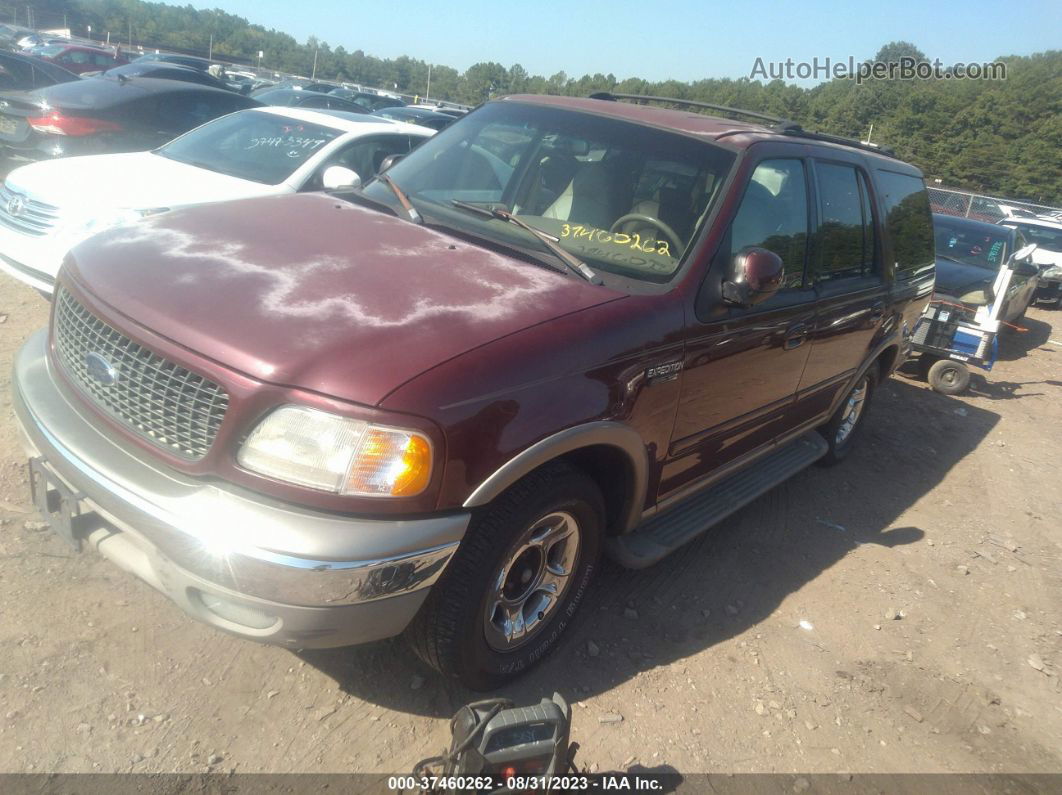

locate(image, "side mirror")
(321, 165), (361, 191)
(722, 247), (785, 307)
(1009, 243), (1039, 277)
(377, 153), (404, 173)
(1013, 261), (1039, 278)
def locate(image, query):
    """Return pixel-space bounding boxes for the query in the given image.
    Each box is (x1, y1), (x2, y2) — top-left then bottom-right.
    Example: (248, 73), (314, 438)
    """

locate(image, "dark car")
(13, 93), (935, 689)
(373, 105), (454, 131)
(328, 87), (406, 111)
(28, 44), (128, 75)
(301, 81), (341, 93)
(0, 50), (79, 92)
(250, 87), (369, 114)
(97, 62), (235, 92)
(931, 213), (1037, 323)
(0, 77), (260, 163)
(433, 106), (469, 119)
(132, 52), (213, 71)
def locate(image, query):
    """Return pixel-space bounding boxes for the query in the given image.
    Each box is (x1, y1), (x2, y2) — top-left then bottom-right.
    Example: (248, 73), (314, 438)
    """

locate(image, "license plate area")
(27, 457), (91, 551)
(0, 116), (18, 135)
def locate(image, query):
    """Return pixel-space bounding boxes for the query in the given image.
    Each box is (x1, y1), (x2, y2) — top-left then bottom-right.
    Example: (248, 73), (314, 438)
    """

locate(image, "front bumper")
(0, 221), (66, 295)
(1035, 280), (1062, 303)
(12, 330), (470, 648)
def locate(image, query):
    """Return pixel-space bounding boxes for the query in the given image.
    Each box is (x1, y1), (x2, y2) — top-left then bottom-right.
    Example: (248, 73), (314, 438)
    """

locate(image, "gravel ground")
(1, 273), (1060, 775)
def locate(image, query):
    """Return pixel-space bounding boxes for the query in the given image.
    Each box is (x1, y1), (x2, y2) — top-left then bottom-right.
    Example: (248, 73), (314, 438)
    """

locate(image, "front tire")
(407, 462), (603, 690)
(817, 368), (878, 466)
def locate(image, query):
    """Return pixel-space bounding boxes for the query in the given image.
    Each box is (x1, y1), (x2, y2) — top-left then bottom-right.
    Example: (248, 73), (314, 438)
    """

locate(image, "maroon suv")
(12, 94), (935, 689)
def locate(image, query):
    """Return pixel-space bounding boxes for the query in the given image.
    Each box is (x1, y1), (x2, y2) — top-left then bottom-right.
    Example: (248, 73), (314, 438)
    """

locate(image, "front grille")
(0, 183), (60, 236)
(53, 286), (229, 460)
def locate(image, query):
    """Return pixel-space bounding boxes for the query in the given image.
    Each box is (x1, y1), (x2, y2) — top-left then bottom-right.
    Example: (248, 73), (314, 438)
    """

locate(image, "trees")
(62, 3), (1061, 203)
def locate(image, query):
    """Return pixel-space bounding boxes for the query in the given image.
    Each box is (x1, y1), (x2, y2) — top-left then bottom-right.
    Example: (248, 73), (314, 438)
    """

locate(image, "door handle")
(783, 323), (808, 350)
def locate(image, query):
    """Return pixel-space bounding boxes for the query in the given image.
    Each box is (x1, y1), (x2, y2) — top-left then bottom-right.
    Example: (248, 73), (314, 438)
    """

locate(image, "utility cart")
(911, 300), (999, 395)
(911, 244), (1037, 395)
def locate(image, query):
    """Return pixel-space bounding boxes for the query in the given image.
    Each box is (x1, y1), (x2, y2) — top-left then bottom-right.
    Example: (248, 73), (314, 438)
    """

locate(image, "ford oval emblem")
(7, 195), (24, 217)
(85, 352), (119, 387)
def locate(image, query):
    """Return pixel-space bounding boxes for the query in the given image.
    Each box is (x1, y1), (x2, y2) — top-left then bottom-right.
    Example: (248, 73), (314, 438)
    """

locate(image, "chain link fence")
(928, 187), (1062, 224)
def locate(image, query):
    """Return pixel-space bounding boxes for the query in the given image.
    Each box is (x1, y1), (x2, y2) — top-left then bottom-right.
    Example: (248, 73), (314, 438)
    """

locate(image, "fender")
(827, 319), (903, 418)
(462, 421), (649, 533)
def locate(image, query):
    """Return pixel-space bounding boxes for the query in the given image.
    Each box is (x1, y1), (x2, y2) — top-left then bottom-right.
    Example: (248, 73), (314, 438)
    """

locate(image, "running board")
(606, 432), (829, 569)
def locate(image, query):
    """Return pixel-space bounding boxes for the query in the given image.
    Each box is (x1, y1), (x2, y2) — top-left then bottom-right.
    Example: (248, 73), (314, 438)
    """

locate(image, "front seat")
(541, 161), (627, 230)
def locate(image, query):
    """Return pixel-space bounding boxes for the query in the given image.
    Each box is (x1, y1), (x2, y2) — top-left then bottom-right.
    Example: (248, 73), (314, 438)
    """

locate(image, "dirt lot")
(0, 273), (1060, 776)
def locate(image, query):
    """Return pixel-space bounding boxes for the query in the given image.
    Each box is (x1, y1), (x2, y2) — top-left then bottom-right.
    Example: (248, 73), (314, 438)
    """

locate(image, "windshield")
(34, 44), (66, 58)
(1007, 223), (1062, 253)
(155, 110), (341, 184)
(362, 101), (735, 283)
(933, 220), (1010, 269)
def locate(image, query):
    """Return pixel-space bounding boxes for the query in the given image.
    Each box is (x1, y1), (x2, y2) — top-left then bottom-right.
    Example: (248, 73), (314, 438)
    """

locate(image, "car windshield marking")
(155, 112), (341, 184)
(451, 199), (600, 284)
(360, 101), (736, 286)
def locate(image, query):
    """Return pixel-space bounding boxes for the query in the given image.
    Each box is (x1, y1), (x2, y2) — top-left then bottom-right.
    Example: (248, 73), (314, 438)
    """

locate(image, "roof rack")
(588, 92), (791, 127)
(588, 92), (897, 159)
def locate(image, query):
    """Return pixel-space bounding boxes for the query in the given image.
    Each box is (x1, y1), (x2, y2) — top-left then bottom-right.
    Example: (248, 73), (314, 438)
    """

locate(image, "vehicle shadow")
(299, 377), (998, 717)
(998, 315), (1052, 360)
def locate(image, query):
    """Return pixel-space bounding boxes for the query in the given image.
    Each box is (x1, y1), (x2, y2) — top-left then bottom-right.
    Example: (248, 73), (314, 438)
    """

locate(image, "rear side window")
(298, 95), (331, 109)
(814, 162), (876, 281)
(875, 170), (934, 280)
(0, 59), (33, 90)
(728, 158), (810, 289)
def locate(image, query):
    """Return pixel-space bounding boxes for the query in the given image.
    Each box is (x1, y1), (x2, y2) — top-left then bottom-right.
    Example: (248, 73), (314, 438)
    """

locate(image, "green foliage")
(59, 3), (1062, 204)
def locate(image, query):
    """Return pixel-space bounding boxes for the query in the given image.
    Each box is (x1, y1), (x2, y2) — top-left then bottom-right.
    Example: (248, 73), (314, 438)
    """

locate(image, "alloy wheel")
(483, 511), (581, 652)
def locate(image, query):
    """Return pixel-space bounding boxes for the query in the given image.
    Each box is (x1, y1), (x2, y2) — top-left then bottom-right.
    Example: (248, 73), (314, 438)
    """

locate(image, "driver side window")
(311, 135), (411, 189)
(728, 158), (810, 289)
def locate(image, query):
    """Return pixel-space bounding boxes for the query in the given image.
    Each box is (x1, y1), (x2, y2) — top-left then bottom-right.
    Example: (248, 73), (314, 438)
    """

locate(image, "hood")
(5, 152), (274, 212)
(66, 192), (625, 406)
(1031, 247), (1062, 268)
(933, 256), (996, 297)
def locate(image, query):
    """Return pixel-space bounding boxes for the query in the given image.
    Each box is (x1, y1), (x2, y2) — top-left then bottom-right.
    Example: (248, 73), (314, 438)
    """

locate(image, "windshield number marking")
(246, 136), (329, 153)
(560, 223), (671, 257)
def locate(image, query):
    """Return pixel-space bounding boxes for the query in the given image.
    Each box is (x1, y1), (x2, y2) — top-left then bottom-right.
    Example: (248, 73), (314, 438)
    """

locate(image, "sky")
(186, 0), (1060, 85)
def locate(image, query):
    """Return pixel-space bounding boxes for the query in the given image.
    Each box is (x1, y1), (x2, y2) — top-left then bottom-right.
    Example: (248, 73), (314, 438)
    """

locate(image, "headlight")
(1043, 265), (1062, 280)
(237, 405), (433, 497)
(60, 207), (170, 242)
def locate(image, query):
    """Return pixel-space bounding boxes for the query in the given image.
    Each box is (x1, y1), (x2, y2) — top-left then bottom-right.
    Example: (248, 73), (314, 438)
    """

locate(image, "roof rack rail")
(776, 126), (898, 158)
(588, 92), (791, 127)
(588, 92), (898, 159)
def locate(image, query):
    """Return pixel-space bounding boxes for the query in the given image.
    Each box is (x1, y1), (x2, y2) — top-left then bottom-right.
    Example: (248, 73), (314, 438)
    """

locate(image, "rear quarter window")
(875, 170), (934, 280)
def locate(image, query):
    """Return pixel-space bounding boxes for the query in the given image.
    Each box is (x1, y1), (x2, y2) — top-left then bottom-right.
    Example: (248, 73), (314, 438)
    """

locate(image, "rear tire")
(927, 359), (970, 395)
(407, 462), (603, 690)
(817, 368), (878, 466)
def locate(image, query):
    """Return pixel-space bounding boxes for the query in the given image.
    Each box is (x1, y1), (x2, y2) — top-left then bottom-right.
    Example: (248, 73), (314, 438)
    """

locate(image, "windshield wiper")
(451, 200), (601, 284)
(378, 173), (421, 224)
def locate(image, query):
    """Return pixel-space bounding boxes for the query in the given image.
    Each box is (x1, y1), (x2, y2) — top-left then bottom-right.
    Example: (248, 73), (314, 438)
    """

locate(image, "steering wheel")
(609, 214), (683, 254)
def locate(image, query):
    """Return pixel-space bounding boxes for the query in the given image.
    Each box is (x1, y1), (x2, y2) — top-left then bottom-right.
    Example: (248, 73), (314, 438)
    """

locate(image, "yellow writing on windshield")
(560, 223), (672, 257)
